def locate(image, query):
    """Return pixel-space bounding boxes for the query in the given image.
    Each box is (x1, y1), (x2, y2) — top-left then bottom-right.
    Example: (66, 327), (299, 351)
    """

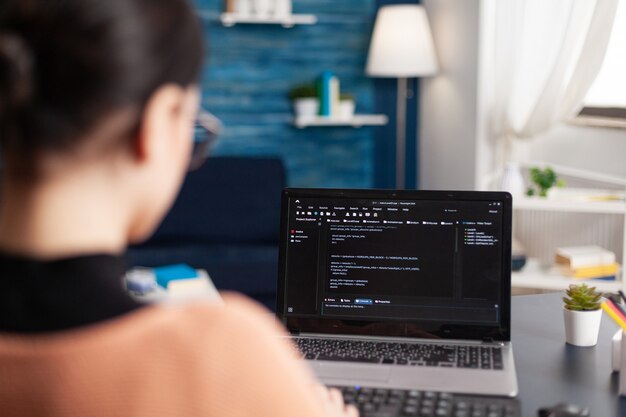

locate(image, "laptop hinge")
(482, 337), (495, 343)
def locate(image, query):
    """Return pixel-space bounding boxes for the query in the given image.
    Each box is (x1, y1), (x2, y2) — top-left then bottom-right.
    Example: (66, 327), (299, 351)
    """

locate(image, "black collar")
(0, 252), (142, 333)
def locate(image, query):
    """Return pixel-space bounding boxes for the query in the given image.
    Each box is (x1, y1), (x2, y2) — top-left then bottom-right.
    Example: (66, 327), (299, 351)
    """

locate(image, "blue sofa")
(126, 157), (286, 310)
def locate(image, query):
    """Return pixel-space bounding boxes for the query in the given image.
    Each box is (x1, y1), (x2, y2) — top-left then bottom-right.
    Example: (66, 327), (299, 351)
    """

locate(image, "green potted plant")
(338, 92), (355, 120)
(526, 166), (565, 197)
(562, 283), (602, 346)
(288, 84), (318, 119)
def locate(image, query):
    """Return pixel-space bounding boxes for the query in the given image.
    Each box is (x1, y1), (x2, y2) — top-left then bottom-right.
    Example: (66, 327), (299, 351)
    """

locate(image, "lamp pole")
(366, 4), (438, 190)
(395, 77), (407, 189)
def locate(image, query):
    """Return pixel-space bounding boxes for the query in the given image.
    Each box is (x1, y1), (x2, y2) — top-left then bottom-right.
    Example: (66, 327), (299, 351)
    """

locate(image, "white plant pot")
(235, 0), (252, 16)
(339, 99), (356, 120)
(253, 0), (273, 18)
(563, 307), (602, 347)
(273, 0), (291, 18)
(293, 98), (319, 118)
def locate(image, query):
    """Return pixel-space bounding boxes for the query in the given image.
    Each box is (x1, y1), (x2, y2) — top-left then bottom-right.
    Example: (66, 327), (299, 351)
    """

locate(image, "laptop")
(276, 188), (518, 397)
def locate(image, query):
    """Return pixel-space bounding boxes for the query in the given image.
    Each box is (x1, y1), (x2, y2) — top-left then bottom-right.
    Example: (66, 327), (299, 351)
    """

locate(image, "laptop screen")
(277, 189), (512, 341)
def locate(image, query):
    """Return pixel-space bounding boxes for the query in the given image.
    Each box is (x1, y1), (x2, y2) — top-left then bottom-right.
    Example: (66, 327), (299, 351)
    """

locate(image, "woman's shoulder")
(154, 293), (285, 342)
(155, 293), (282, 335)
(0, 293), (285, 356)
(0, 294), (324, 417)
(96, 292), (288, 354)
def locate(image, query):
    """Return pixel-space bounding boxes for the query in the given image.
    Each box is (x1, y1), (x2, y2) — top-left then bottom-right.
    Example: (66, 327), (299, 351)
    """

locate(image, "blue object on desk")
(126, 270), (157, 293)
(154, 264), (199, 288)
(126, 157), (286, 311)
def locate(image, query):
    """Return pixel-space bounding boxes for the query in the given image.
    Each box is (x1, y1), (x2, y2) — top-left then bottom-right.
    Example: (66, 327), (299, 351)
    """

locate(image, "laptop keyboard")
(295, 338), (504, 370)
(333, 386), (520, 417)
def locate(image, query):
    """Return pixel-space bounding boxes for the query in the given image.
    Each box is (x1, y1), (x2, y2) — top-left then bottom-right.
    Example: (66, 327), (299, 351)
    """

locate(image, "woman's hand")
(316, 385), (360, 417)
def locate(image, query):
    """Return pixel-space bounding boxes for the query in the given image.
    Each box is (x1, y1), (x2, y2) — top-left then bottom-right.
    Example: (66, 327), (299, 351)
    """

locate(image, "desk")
(512, 293), (626, 416)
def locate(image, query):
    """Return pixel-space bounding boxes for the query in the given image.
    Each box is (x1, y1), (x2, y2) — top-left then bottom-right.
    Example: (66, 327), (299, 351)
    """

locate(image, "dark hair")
(0, 0), (204, 166)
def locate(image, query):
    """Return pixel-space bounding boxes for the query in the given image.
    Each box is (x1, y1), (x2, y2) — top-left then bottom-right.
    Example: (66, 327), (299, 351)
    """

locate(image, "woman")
(0, 1), (357, 416)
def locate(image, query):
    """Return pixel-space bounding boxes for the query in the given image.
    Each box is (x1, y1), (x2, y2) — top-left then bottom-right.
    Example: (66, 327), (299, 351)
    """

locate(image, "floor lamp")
(366, 4), (438, 189)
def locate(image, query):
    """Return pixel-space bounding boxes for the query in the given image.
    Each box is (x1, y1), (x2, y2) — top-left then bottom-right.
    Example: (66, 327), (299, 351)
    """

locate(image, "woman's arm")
(193, 293), (358, 417)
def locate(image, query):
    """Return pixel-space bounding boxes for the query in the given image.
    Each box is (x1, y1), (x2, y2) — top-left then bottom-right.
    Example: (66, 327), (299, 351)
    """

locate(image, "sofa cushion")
(149, 157), (286, 245)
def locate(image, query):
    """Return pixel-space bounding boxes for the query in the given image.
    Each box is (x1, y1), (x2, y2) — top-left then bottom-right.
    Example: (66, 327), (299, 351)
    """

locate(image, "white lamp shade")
(366, 5), (438, 77)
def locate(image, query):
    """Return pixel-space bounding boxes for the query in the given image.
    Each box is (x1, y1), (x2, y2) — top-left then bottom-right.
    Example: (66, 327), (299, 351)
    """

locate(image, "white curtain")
(482, 0), (618, 178)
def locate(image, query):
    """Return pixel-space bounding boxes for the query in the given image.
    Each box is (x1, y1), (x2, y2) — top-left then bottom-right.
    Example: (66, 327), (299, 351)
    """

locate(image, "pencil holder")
(612, 330), (621, 371)
(620, 330), (626, 395)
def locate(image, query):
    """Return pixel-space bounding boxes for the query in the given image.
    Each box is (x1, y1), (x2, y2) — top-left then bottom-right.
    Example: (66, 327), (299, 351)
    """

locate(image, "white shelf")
(220, 13), (317, 27)
(512, 259), (622, 293)
(509, 165), (626, 293)
(513, 196), (626, 214)
(294, 114), (389, 128)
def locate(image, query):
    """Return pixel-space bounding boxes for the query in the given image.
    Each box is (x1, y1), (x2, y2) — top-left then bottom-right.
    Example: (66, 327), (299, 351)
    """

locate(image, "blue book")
(318, 71), (333, 116)
(154, 264), (199, 288)
(590, 275), (616, 281)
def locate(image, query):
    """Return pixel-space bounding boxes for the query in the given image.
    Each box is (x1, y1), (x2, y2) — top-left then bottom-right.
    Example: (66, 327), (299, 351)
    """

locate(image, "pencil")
(606, 298), (626, 320)
(601, 301), (626, 331)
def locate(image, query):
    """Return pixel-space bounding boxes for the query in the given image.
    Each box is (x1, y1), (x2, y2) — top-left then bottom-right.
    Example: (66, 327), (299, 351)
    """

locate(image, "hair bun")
(0, 33), (34, 113)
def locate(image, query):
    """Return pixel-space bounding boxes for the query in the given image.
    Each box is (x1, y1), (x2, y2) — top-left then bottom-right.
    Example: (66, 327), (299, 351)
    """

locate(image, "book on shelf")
(547, 268), (618, 282)
(589, 275), (617, 281)
(318, 71), (340, 117)
(555, 245), (616, 269)
(556, 262), (620, 280)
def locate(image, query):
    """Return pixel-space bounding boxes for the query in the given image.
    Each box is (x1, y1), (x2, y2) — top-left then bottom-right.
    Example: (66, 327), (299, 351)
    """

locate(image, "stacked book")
(318, 71), (340, 118)
(555, 245), (620, 281)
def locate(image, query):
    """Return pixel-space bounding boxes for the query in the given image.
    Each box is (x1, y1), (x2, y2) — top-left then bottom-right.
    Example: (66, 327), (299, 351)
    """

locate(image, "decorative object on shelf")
(234, 0), (252, 16)
(273, 0), (291, 19)
(318, 71), (340, 117)
(220, 0), (316, 27)
(253, 0), (272, 18)
(500, 162), (526, 198)
(225, 0), (236, 13)
(555, 245), (619, 281)
(511, 161), (626, 294)
(288, 84), (319, 119)
(562, 283), (602, 347)
(526, 166), (565, 197)
(512, 259), (622, 293)
(339, 93), (356, 120)
(366, 4), (438, 189)
(289, 76), (388, 129)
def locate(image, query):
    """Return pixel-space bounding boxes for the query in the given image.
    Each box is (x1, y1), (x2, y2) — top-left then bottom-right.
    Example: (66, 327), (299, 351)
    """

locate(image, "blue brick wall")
(193, 0), (377, 188)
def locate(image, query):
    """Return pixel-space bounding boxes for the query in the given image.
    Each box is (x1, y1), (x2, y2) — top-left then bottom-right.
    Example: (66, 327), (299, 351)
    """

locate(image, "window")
(578, 0), (626, 125)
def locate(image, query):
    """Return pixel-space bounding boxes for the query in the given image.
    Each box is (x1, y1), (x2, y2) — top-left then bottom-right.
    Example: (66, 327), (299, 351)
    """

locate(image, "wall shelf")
(514, 196), (626, 214)
(510, 162), (626, 293)
(294, 114), (389, 129)
(220, 13), (317, 28)
(512, 259), (621, 293)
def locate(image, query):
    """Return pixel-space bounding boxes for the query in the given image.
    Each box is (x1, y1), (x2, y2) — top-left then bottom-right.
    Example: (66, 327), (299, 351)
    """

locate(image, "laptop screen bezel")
(276, 188), (513, 342)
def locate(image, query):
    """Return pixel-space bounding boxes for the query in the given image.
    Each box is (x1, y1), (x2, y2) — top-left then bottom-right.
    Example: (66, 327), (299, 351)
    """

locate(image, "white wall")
(420, 0), (482, 190)
(527, 124), (626, 179)
(420, 0), (626, 190)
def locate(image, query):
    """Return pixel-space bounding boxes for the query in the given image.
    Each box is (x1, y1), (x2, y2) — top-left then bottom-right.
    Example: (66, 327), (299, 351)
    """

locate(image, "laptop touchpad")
(312, 363), (391, 381)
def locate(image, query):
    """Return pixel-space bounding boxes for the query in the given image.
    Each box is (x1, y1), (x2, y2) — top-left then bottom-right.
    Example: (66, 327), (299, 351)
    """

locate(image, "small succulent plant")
(288, 84), (318, 100)
(563, 283), (602, 311)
